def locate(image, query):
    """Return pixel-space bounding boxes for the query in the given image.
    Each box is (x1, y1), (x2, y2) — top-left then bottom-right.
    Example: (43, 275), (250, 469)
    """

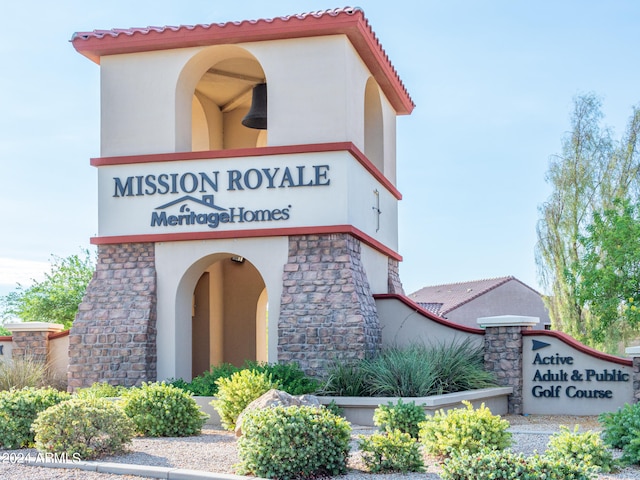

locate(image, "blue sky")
(0, 0), (639, 300)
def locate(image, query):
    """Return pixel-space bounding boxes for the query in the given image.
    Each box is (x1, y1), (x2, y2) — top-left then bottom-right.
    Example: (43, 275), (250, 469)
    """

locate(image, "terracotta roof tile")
(70, 7), (414, 115)
(409, 276), (540, 316)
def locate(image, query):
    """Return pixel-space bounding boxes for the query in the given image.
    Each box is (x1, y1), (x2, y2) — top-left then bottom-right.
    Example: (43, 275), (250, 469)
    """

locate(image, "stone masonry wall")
(484, 325), (525, 414)
(11, 331), (49, 362)
(68, 243), (157, 390)
(279, 234), (381, 377)
(387, 258), (404, 295)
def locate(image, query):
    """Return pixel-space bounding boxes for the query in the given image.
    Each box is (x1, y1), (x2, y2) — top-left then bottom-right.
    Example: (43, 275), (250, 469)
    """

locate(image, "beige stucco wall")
(376, 297), (484, 348)
(99, 35), (397, 182)
(48, 334), (69, 381)
(0, 339), (12, 362)
(155, 236), (288, 381)
(445, 281), (550, 330)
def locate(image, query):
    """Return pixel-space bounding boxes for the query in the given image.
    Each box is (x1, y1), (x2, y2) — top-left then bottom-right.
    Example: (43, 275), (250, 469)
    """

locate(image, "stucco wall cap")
(477, 315), (539, 327)
(625, 346), (640, 357)
(4, 322), (65, 333)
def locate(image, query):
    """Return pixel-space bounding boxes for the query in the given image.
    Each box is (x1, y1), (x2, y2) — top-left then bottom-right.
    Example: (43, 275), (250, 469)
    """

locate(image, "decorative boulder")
(235, 389), (321, 437)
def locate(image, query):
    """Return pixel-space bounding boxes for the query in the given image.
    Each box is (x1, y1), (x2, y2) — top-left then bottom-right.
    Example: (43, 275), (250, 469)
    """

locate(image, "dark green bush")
(75, 382), (128, 399)
(170, 361), (317, 396)
(211, 369), (276, 431)
(440, 449), (597, 480)
(245, 361), (319, 395)
(237, 405), (351, 479)
(32, 397), (135, 459)
(320, 339), (496, 397)
(0, 387), (70, 448)
(373, 399), (426, 439)
(419, 401), (511, 457)
(121, 382), (208, 437)
(546, 425), (616, 473)
(600, 402), (640, 464)
(170, 363), (239, 396)
(358, 429), (424, 473)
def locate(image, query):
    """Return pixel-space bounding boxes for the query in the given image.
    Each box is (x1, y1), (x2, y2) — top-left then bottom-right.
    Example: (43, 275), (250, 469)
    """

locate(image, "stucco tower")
(68, 7), (414, 388)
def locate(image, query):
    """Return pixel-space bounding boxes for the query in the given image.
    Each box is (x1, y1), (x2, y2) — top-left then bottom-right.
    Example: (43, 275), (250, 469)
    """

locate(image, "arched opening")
(185, 48), (267, 152)
(364, 77), (384, 173)
(190, 254), (267, 378)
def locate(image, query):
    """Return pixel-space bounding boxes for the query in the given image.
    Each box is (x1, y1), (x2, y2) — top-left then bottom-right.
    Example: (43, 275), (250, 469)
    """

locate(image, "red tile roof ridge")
(70, 7), (414, 114)
(72, 7), (362, 42)
(414, 275), (515, 291)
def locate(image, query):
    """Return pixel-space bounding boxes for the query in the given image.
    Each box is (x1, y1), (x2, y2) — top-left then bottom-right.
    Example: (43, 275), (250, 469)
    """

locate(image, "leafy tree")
(536, 93), (640, 351)
(569, 199), (640, 347)
(0, 250), (95, 330)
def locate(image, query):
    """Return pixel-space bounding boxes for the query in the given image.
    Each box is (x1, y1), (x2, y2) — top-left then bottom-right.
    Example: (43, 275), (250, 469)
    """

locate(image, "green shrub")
(546, 425), (616, 473)
(75, 382), (128, 399)
(211, 369), (276, 431)
(419, 401), (511, 457)
(170, 363), (239, 396)
(599, 402), (640, 463)
(320, 361), (369, 396)
(373, 399), (426, 439)
(171, 362), (318, 397)
(246, 361), (320, 395)
(32, 397), (135, 459)
(121, 382), (207, 437)
(441, 449), (597, 480)
(237, 405), (351, 479)
(0, 387), (70, 448)
(320, 340), (497, 397)
(358, 429), (424, 473)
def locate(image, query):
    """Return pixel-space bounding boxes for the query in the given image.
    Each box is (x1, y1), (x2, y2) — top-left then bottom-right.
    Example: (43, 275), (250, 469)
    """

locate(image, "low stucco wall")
(195, 388), (512, 427)
(374, 294), (484, 348)
(0, 337), (12, 362)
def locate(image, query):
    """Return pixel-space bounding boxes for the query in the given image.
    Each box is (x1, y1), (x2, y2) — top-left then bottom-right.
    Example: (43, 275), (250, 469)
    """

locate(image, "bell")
(241, 83), (267, 130)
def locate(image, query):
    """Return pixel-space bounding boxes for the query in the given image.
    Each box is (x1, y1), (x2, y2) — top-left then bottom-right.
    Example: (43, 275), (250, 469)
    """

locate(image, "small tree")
(569, 198), (640, 347)
(0, 249), (95, 329)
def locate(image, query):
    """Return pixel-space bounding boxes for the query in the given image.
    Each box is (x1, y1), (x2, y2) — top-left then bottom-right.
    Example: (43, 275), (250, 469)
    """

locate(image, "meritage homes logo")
(112, 164), (331, 229)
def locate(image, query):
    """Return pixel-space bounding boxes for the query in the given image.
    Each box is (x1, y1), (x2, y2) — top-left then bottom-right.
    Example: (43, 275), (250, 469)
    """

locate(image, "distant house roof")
(70, 7), (414, 115)
(409, 276), (541, 316)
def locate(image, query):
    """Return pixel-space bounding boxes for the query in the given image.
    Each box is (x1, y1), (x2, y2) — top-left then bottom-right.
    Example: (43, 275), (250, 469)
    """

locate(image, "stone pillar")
(479, 315), (539, 415)
(5, 322), (64, 363)
(625, 346), (640, 403)
(68, 243), (157, 390)
(387, 258), (404, 295)
(279, 233), (381, 377)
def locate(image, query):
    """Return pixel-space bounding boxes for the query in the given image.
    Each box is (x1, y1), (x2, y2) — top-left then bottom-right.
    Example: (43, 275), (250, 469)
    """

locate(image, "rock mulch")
(2, 415), (640, 479)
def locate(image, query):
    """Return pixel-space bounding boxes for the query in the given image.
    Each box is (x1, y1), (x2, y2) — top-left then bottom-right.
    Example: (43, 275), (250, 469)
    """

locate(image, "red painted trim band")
(373, 293), (486, 335)
(523, 330), (632, 367)
(91, 142), (401, 200)
(91, 224), (402, 261)
(0, 336), (11, 341)
(48, 330), (70, 340)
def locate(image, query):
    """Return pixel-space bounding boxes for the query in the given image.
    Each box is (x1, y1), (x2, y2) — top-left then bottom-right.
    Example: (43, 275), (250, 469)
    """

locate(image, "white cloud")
(0, 258), (50, 287)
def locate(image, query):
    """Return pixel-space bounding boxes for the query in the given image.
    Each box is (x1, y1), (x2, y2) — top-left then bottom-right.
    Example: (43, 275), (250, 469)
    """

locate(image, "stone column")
(625, 346), (640, 403)
(479, 315), (539, 415)
(4, 322), (64, 363)
(68, 243), (157, 390)
(387, 258), (404, 295)
(279, 233), (381, 377)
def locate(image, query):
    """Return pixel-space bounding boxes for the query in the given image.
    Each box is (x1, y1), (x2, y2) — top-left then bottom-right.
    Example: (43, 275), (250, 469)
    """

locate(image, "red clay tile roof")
(409, 276), (541, 316)
(71, 7), (414, 115)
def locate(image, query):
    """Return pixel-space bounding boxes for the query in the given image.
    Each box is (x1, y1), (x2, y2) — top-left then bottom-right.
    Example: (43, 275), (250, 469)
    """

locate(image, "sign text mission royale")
(112, 165), (331, 198)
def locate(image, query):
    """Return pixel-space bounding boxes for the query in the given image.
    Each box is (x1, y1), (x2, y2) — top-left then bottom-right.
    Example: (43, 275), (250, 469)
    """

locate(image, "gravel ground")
(2, 415), (640, 480)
